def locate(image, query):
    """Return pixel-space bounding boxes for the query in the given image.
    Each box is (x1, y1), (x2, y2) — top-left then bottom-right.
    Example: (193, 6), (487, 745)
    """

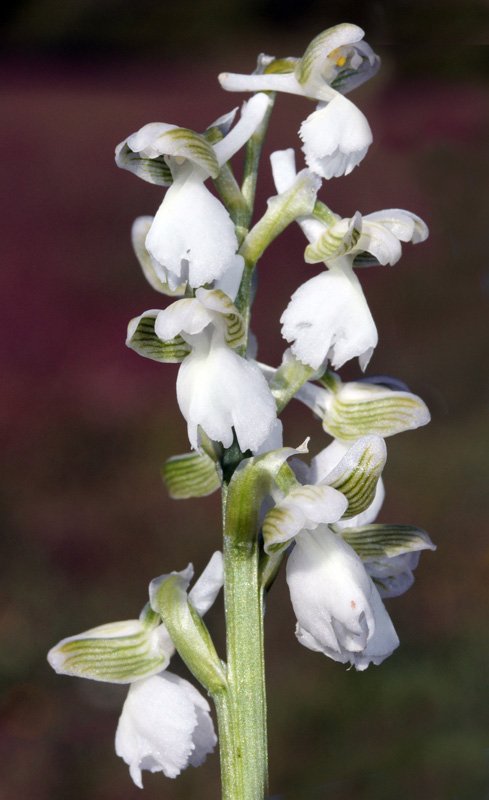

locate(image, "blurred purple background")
(2, 2), (489, 798)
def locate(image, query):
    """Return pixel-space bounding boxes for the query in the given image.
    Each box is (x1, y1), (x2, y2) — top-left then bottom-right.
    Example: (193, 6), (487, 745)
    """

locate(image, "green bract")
(163, 450), (222, 499)
(150, 568), (227, 694)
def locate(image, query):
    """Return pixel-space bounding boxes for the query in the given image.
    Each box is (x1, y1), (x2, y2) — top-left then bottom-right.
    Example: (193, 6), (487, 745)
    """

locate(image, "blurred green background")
(1, 1), (489, 798)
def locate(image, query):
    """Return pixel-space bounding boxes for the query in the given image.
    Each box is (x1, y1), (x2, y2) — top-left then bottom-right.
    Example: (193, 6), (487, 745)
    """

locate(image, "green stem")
(216, 486), (268, 800)
(213, 690), (245, 800)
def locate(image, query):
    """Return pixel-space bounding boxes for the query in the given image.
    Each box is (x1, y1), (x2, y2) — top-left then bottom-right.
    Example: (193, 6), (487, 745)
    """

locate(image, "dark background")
(2, 2), (489, 798)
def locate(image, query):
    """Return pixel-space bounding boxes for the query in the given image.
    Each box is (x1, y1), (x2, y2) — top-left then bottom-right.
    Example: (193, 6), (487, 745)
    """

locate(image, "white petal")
(300, 95), (372, 179)
(126, 122), (177, 158)
(286, 526), (399, 669)
(188, 552), (224, 616)
(213, 256), (244, 301)
(270, 148), (298, 194)
(357, 220), (403, 266)
(155, 298), (214, 341)
(263, 484), (348, 552)
(280, 268), (378, 371)
(218, 71), (304, 96)
(309, 442), (386, 527)
(115, 671), (216, 786)
(253, 419), (284, 455)
(364, 209), (429, 244)
(146, 172), (242, 289)
(213, 93), (271, 165)
(309, 439), (349, 483)
(177, 341), (277, 453)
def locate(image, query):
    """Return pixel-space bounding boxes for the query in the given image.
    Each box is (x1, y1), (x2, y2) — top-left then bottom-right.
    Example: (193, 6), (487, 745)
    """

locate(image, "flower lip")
(115, 671), (217, 786)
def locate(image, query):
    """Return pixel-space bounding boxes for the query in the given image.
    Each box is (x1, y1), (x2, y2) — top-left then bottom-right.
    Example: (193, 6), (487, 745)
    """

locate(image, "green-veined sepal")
(304, 213), (361, 263)
(321, 379), (431, 440)
(163, 451), (222, 499)
(47, 604), (172, 684)
(115, 141), (173, 186)
(117, 125), (219, 180)
(327, 435), (386, 519)
(295, 24), (364, 88)
(126, 311), (191, 362)
(337, 523), (435, 561)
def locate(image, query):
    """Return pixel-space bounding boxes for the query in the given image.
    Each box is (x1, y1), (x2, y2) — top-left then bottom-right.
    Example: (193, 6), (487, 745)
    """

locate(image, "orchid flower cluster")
(48, 24), (434, 800)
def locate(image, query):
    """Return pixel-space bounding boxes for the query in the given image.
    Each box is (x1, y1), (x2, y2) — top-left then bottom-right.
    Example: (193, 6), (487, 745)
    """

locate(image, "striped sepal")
(338, 523), (435, 560)
(47, 612), (171, 684)
(163, 451), (222, 499)
(126, 311), (190, 363)
(295, 23), (363, 87)
(159, 127), (220, 177)
(322, 382), (430, 441)
(304, 213), (361, 263)
(327, 435), (386, 520)
(116, 143), (173, 186)
(197, 289), (246, 350)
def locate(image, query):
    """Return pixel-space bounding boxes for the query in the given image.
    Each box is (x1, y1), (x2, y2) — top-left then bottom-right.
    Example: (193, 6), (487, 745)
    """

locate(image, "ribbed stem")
(213, 486), (268, 800)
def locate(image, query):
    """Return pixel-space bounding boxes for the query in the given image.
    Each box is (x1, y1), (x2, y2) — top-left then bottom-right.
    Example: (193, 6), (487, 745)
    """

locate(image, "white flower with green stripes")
(271, 148), (428, 370)
(116, 93), (270, 292)
(48, 554), (223, 786)
(219, 23), (379, 178)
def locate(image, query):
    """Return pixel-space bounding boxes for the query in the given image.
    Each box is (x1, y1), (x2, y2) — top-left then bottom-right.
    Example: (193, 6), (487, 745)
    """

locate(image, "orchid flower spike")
(219, 23), (379, 178)
(115, 93), (271, 292)
(149, 288), (277, 453)
(271, 148), (428, 371)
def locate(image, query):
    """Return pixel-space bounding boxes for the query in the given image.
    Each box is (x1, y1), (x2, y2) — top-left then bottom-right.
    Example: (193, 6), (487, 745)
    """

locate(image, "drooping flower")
(262, 434), (400, 669)
(48, 554), (224, 786)
(262, 435), (433, 668)
(270, 148), (428, 370)
(219, 23), (379, 178)
(286, 525), (400, 669)
(127, 288), (277, 453)
(116, 93), (270, 292)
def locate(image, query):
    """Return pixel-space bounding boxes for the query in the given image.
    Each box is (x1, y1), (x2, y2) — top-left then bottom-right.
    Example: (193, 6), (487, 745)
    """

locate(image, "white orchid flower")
(286, 525), (399, 670)
(153, 288), (277, 453)
(271, 148), (428, 370)
(262, 434), (399, 669)
(116, 93), (270, 292)
(115, 555), (223, 786)
(48, 554), (224, 786)
(219, 23), (379, 178)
